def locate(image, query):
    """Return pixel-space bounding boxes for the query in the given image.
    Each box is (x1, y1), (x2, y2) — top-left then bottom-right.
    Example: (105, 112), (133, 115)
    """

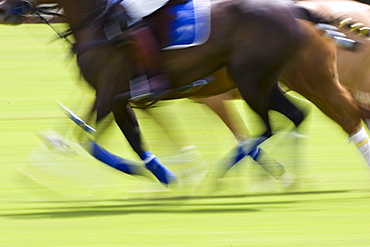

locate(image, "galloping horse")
(1, 0), (369, 187)
(214, 0), (370, 148)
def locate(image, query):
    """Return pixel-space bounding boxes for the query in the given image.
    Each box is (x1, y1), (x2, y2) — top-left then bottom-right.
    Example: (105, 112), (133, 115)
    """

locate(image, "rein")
(35, 12), (74, 47)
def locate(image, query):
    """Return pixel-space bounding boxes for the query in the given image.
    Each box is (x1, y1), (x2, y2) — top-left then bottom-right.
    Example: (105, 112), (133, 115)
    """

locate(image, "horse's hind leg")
(193, 90), (249, 142)
(284, 20), (370, 167)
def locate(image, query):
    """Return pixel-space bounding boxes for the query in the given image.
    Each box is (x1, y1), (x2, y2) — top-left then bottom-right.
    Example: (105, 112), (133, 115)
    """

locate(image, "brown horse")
(148, 0), (370, 152)
(1, 0), (369, 187)
(202, 0), (370, 183)
(196, 0), (370, 146)
(296, 0), (370, 120)
(198, 0), (370, 179)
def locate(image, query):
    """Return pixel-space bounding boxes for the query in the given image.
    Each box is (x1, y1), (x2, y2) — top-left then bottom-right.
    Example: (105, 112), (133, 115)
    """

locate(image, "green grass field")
(1, 24), (370, 247)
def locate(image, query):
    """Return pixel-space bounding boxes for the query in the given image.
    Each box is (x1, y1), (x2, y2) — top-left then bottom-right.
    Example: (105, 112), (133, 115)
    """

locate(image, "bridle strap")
(21, 0), (130, 56)
(36, 12), (75, 47)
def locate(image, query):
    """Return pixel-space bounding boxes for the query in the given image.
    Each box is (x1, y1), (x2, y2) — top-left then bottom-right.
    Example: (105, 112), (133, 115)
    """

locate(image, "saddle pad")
(164, 0), (211, 50)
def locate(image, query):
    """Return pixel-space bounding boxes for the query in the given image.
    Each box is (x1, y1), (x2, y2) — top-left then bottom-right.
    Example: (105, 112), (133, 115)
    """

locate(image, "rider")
(121, 0), (171, 102)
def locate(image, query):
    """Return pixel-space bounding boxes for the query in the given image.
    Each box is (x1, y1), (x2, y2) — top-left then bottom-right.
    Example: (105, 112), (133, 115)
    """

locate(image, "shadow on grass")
(1, 200), (295, 218)
(1, 207), (261, 219)
(0, 190), (353, 219)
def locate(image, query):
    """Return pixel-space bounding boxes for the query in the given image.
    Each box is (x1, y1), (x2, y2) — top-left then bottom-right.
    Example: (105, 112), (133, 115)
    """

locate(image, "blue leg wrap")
(230, 135), (266, 167)
(215, 143), (262, 180)
(141, 151), (177, 186)
(232, 144), (247, 165)
(249, 146), (261, 161)
(89, 140), (140, 175)
(214, 135), (267, 179)
(230, 145), (261, 168)
(220, 133), (286, 179)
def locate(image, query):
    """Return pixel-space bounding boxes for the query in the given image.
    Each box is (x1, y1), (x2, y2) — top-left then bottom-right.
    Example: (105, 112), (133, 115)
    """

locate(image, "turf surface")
(1, 24), (370, 247)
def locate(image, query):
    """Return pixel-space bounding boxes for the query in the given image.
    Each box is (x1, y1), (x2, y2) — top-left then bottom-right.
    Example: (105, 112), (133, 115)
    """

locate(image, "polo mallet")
(57, 100), (96, 134)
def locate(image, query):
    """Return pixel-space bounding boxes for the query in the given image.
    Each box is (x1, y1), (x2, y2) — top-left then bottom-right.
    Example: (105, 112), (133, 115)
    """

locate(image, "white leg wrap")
(349, 127), (370, 167)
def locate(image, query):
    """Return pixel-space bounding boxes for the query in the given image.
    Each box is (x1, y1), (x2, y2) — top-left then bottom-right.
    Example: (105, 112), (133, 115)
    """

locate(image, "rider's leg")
(130, 25), (171, 101)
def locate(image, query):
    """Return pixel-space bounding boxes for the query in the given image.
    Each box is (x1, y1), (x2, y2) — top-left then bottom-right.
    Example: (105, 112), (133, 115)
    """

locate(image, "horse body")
(162, 0), (299, 92)
(206, 0), (370, 141)
(60, 0), (307, 136)
(1, 0), (370, 186)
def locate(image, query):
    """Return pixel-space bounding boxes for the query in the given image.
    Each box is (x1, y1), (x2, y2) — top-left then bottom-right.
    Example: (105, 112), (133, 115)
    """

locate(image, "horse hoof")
(145, 158), (177, 186)
(278, 173), (298, 190)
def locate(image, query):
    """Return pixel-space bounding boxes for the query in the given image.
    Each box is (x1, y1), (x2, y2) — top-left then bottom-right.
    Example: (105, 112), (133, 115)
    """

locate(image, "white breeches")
(121, 0), (169, 20)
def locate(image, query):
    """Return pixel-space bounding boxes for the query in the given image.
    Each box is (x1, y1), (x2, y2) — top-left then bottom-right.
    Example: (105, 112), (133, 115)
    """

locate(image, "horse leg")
(204, 84), (305, 185)
(132, 104), (209, 188)
(80, 97), (150, 175)
(284, 20), (370, 167)
(193, 90), (249, 142)
(81, 95), (176, 186)
(111, 101), (177, 186)
(268, 83), (308, 177)
(223, 6), (309, 184)
(290, 83), (370, 166)
(215, 89), (293, 186)
(268, 84), (305, 128)
(195, 91), (283, 180)
(134, 103), (195, 150)
(192, 77), (302, 188)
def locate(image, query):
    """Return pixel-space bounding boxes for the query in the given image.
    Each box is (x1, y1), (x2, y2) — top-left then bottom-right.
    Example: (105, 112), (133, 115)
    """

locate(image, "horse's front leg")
(82, 101), (149, 178)
(83, 98), (176, 186)
(111, 101), (177, 186)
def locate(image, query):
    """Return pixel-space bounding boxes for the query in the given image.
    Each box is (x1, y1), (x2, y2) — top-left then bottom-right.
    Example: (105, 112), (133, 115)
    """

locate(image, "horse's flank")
(297, 0), (370, 96)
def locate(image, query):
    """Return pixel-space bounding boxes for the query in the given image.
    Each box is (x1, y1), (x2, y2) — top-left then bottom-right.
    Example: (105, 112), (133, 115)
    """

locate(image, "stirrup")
(113, 75), (156, 102)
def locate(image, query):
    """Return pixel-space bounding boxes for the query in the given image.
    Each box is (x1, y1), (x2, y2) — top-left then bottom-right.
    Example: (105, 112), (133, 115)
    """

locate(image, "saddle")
(105, 0), (210, 58)
(130, 0), (210, 61)
(104, 0), (211, 104)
